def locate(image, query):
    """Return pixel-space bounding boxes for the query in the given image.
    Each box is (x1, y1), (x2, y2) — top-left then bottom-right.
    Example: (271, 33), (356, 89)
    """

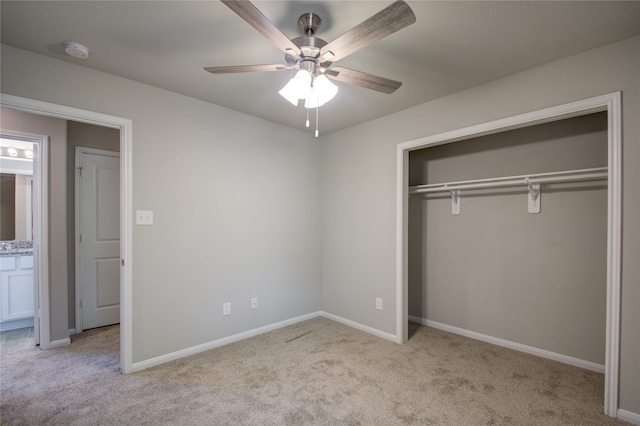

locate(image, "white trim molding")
(617, 409), (640, 425)
(396, 92), (622, 417)
(410, 316), (604, 373)
(604, 92), (622, 416)
(320, 311), (398, 343)
(0, 93), (133, 374)
(48, 337), (71, 349)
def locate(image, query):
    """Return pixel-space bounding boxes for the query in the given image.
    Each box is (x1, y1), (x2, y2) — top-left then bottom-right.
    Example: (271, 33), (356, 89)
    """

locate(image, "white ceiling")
(2, 1), (639, 135)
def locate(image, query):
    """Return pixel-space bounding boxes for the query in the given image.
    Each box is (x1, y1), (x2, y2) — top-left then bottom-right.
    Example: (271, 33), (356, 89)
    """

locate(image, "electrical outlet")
(376, 298), (383, 311)
(223, 302), (231, 316)
(251, 297), (258, 309)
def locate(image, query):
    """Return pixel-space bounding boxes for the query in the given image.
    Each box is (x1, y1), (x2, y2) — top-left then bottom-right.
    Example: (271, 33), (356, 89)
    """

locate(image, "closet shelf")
(409, 167), (607, 215)
(409, 167), (608, 195)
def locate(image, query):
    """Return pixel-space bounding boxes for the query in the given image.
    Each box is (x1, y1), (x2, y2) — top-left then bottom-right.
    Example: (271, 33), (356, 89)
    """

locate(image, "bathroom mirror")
(0, 139), (34, 241)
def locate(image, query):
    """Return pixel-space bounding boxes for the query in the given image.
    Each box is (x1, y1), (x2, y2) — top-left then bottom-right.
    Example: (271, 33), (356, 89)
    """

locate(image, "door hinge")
(121, 259), (124, 267)
(77, 166), (83, 178)
(79, 233), (83, 243)
(80, 299), (83, 309)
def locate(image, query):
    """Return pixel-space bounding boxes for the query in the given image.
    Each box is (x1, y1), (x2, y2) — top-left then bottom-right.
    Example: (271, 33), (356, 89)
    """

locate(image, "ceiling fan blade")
(326, 67), (402, 94)
(221, 0), (301, 58)
(204, 64), (290, 74)
(319, 1), (416, 63)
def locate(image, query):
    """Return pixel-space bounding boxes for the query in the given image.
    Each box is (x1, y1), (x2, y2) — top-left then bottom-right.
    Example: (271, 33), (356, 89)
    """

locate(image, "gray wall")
(1, 44), (322, 362)
(408, 112), (608, 364)
(320, 36), (639, 413)
(66, 121), (120, 331)
(0, 108), (69, 341)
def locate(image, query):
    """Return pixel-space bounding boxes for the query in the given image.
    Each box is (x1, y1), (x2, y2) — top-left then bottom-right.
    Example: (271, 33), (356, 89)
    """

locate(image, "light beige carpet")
(0, 317), (628, 425)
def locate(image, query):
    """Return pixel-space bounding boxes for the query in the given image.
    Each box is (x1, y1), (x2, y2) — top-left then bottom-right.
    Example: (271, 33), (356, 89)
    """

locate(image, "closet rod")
(409, 167), (607, 195)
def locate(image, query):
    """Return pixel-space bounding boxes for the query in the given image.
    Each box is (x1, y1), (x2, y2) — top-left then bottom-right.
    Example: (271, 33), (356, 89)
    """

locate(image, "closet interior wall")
(408, 112), (608, 365)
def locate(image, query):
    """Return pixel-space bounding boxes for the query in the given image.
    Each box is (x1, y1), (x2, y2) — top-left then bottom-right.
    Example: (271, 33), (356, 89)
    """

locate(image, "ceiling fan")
(205, 0), (416, 135)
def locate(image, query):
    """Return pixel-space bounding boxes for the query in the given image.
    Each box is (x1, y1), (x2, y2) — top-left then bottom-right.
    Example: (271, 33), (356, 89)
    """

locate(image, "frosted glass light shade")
(279, 70), (312, 105)
(313, 74), (338, 106)
(304, 74), (337, 108)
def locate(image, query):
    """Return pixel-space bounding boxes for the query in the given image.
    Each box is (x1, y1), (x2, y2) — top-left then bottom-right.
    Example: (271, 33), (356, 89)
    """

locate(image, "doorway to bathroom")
(1, 94), (133, 374)
(0, 130), (47, 352)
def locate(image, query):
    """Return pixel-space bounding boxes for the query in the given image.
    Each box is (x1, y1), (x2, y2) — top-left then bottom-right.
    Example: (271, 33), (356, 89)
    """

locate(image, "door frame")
(1, 94), (133, 374)
(74, 147), (121, 333)
(396, 92), (622, 416)
(0, 129), (47, 347)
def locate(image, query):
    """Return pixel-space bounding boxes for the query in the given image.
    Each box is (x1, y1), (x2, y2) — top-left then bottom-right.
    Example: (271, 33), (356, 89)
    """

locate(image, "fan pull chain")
(305, 107), (310, 128)
(315, 108), (319, 138)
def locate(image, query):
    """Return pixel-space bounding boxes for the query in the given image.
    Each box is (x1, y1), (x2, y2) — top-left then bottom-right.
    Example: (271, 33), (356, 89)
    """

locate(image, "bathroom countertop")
(0, 249), (33, 256)
(0, 241), (34, 256)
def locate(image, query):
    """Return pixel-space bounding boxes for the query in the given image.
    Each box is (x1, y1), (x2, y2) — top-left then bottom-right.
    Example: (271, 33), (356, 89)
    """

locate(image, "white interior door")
(77, 148), (120, 331)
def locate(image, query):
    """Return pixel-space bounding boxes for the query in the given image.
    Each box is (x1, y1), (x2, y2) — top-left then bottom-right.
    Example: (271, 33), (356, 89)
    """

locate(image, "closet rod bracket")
(451, 189), (461, 215)
(528, 182), (541, 214)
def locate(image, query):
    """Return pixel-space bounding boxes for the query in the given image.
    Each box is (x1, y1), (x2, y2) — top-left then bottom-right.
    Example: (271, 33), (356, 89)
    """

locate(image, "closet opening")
(396, 93), (621, 417)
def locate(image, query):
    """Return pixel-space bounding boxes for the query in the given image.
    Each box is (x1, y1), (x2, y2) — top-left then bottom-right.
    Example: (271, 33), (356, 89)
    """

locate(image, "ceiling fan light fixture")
(279, 69), (312, 105)
(304, 75), (338, 109)
(313, 74), (338, 106)
(279, 86), (300, 106)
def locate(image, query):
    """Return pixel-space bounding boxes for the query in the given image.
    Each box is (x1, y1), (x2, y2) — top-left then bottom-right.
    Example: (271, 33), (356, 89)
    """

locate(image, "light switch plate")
(136, 210), (153, 225)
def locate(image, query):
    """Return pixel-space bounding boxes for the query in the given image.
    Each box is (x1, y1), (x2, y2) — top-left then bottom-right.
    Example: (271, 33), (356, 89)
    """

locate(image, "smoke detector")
(64, 41), (90, 59)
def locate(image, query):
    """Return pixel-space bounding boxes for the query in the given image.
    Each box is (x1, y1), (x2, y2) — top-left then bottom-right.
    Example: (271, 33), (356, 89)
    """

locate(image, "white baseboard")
(131, 311), (402, 373)
(132, 311), (322, 373)
(409, 316), (605, 373)
(618, 409), (640, 425)
(320, 311), (399, 343)
(48, 337), (71, 349)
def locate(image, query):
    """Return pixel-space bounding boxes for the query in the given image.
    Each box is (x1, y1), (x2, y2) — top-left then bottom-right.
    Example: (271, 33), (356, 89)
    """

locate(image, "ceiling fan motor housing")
(285, 35), (332, 71)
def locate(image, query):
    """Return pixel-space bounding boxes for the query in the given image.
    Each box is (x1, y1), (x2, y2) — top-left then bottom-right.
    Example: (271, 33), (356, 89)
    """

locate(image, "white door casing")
(76, 147), (120, 331)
